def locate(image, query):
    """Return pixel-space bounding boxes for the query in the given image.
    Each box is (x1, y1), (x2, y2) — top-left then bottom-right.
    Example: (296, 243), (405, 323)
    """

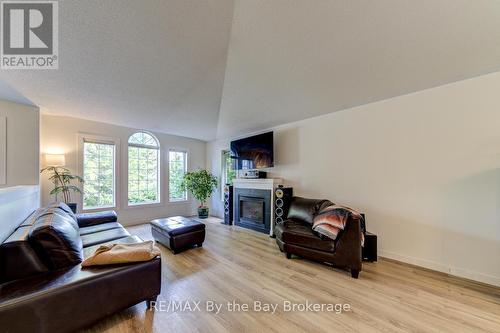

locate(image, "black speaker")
(223, 185), (233, 225)
(362, 232), (377, 262)
(274, 186), (293, 225)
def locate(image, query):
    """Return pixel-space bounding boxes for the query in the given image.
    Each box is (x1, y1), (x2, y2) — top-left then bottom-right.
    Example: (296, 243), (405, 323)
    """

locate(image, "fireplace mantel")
(232, 178), (283, 236)
(232, 178), (283, 190)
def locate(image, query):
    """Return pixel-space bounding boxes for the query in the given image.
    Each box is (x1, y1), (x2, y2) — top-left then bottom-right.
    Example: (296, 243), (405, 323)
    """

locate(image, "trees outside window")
(83, 141), (115, 209)
(169, 150), (187, 201)
(221, 150), (236, 200)
(128, 132), (160, 205)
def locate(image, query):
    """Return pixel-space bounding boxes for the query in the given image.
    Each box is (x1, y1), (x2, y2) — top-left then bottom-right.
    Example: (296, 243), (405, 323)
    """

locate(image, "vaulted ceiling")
(2, 0), (500, 141)
(0, 0), (234, 141)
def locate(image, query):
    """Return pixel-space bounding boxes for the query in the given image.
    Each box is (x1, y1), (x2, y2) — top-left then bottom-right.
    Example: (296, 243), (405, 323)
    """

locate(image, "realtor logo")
(1, 1), (58, 69)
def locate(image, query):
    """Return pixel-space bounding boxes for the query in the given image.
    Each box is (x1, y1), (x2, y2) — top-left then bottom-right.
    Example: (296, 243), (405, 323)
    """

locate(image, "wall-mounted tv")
(230, 131), (274, 170)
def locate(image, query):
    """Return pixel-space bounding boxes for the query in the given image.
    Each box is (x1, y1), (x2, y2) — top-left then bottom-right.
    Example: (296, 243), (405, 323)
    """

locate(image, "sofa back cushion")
(287, 197), (333, 225)
(34, 203), (80, 231)
(29, 211), (83, 270)
(54, 202), (78, 222)
(0, 226), (48, 283)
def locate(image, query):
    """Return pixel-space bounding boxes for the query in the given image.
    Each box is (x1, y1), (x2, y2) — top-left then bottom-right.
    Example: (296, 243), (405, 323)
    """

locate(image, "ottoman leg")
(197, 243), (203, 247)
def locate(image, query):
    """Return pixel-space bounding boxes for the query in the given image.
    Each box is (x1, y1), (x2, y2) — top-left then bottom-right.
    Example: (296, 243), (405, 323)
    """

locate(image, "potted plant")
(40, 166), (84, 213)
(182, 170), (218, 219)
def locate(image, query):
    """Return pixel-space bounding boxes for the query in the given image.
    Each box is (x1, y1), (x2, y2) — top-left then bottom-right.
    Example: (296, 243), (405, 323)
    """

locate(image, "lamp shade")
(44, 154), (66, 167)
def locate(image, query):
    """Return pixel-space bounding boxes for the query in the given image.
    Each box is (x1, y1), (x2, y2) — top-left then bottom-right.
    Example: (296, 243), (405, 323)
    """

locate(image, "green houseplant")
(40, 166), (84, 213)
(182, 170), (218, 219)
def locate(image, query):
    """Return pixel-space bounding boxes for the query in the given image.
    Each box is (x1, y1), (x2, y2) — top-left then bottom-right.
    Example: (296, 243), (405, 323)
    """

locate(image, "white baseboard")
(379, 249), (500, 287)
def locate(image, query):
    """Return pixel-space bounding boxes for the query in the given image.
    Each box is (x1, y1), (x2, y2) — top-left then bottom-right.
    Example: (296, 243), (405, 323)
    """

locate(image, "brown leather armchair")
(274, 197), (363, 278)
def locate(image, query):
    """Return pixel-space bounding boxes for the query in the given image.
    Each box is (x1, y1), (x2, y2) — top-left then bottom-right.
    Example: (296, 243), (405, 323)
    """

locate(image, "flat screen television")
(230, 131), (274, 170)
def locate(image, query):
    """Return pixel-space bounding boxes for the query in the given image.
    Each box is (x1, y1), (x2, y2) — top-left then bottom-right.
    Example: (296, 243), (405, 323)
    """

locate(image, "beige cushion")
(82, 241), (160, 267)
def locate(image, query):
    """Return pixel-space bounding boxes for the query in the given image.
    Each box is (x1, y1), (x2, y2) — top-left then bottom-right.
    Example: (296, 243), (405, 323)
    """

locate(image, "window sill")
(81, 205), (117, 213)
(168, 199), (190, 205)
(125, 202), (162, 209)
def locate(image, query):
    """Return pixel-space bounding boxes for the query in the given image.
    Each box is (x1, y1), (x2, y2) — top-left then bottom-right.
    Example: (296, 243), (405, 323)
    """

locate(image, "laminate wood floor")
(82, 217), (500, 333)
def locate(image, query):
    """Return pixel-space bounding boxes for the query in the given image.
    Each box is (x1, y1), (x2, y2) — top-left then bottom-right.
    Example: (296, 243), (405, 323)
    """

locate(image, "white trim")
(77, 133), (120, 212)
(232, 178), (283, 190)
(77, 205), (116, 213)
(127, 131), (160, 149)
(125, 201), (163, 209)
(126, 131), (161, 207)
(168, 148), (188, 202)
(379, 250), (500, 287)
(169, 198), (189, 203)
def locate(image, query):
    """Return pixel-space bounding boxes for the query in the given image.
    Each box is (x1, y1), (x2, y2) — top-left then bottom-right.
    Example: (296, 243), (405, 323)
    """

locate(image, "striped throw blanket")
(312, 204), (365, 246)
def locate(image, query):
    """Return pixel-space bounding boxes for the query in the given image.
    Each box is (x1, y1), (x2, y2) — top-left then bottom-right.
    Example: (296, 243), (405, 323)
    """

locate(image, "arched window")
(128, 132), (160, 205)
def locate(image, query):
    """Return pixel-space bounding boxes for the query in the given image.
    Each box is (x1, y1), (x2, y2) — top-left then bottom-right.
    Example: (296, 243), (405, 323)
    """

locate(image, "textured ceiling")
(2, 0), (500, 141)
(0, 0), (234, 141)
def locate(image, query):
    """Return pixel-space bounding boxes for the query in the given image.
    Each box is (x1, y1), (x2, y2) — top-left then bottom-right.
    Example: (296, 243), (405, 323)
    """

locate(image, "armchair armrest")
(76, 211), (118, 228)
(333, 215), (363, 272)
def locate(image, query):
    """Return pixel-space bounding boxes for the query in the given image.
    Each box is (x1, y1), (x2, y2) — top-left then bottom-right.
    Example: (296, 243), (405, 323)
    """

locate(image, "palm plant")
(40, 166), (84, 203)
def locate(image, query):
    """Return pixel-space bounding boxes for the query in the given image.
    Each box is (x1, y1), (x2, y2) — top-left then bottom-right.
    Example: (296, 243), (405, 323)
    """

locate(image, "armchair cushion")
(76, 210), (118, 228)
(274, 219), (335, 252)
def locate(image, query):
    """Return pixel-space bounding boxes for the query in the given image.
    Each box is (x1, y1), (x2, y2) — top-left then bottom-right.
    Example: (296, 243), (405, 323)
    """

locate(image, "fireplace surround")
(234, 188), (271, 233)
(232, 178), (283, 236)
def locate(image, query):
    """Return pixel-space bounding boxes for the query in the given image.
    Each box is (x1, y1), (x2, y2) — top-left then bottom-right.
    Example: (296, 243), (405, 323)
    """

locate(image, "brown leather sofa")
(0, 203), (161, 333)
(274, 197), (363, 278)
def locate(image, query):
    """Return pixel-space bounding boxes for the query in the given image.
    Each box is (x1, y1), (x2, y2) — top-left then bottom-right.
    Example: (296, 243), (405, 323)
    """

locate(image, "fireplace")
(240, 197), (264, 223)
(234, 188), (271, 233)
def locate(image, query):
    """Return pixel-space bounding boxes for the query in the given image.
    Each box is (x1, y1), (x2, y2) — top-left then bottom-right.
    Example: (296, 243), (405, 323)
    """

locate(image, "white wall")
(0, 186), (39, 243)
(208, 72), (500, 286)
(0, 99), (40, 188)
(41, 115), (206, 226)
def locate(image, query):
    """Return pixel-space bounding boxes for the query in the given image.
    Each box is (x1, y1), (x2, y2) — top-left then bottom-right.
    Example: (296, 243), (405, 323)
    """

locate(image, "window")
(169, 150), (187, 201)
(221, 150), (236, 200)
(128, 132), (160, 205)
(82, 141), (115, 210)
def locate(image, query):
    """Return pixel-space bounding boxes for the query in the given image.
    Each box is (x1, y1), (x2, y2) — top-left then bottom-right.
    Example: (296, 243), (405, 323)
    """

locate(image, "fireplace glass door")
(240, 197), (265, 224)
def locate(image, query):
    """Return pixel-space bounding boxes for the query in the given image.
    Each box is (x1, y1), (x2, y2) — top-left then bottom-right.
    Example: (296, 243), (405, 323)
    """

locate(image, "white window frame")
(168, 148), (188, 203)
(220, 149), (234, 202)
(126, 132), (161, 208)
(77, 134), (120, 212)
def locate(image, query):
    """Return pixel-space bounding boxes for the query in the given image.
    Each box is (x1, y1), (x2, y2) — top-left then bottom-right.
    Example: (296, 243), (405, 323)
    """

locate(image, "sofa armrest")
(0, 258), (161, 332)
(76, 211), (118, 228)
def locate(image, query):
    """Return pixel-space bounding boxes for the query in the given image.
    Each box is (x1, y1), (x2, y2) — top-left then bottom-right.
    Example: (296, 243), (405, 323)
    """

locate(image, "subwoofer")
(223, 185), (233, 225)
(274, 186), (293, 225)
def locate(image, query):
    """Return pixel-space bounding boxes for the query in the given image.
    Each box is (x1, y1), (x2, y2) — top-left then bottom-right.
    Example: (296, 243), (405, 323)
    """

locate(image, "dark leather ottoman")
(150, 216), (205, 254)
